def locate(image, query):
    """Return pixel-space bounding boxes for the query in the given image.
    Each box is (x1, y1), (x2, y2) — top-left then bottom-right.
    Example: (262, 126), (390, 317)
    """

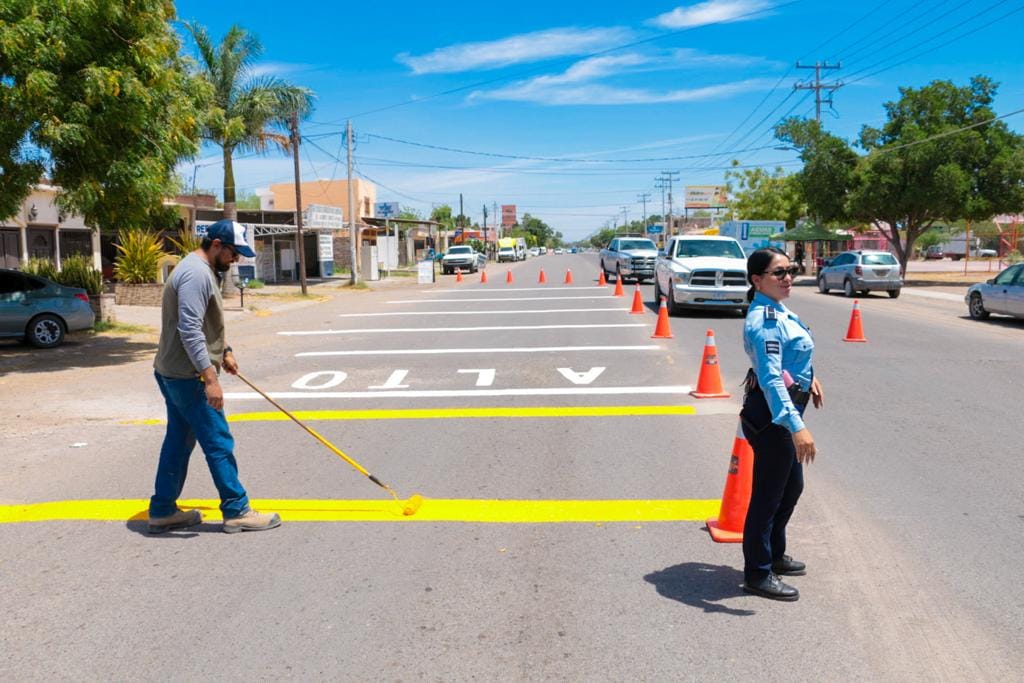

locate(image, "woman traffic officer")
(740, 247), (824, 602)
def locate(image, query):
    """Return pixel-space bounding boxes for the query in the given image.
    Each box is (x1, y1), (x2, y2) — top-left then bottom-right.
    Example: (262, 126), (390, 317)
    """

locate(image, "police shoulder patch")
(765, 340), (781, 355)
(764, 307), (777, 320)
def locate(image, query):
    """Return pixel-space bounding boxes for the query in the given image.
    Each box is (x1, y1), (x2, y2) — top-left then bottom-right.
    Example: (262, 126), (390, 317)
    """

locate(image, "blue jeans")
(150, 372), (250, 519)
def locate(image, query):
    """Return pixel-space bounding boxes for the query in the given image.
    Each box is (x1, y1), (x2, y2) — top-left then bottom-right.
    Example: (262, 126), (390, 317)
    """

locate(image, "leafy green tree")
(185, 22), (312, 220)
(725, 161), (806, 229)
(519, 213), (555, 247)
(589, 227), (617, 248)
(0, 0), (207, 229)
(778, 76), (1024, 274)
(235, 190), (261, 210)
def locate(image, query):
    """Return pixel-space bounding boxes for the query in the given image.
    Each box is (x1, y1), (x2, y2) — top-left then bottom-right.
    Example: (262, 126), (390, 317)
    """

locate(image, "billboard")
(501, 204), (517, 227)
(685, 185), (728, 209)
(718, 220), (786, 256)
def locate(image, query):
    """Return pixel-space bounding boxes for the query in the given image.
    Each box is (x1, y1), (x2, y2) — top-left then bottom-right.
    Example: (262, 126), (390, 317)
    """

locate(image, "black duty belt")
(743, 368), (810, 407)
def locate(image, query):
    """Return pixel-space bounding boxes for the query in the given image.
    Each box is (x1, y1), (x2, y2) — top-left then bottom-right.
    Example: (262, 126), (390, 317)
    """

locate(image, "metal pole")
(347, 120), (358, 284)
(290, 112), (308, 295)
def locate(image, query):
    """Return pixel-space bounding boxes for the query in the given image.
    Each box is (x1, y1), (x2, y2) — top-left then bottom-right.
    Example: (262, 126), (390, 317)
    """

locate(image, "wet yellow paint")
(229, 405), (698, 422)
(0, 498), (719, 524)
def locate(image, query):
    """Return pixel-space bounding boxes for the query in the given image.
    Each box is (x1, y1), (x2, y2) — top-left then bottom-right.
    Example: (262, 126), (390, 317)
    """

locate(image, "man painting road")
(147, 219), (281, 534)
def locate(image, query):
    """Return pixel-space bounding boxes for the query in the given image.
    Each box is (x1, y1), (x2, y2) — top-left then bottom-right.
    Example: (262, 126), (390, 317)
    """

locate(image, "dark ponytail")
(746, 247), (788, 302)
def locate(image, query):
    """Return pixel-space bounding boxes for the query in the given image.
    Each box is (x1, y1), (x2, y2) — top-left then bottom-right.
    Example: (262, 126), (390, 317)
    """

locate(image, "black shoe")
(772, 554), (807, 576)
(742, 573), (799, 601)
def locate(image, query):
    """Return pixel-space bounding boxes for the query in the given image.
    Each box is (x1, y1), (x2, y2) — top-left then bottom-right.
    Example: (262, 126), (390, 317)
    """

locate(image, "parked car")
(817, 250), (903, 298)
(653, 235), (749, 315)
(441, 246), (486, 274)
(599, 237), (659, 283)
(924, 245), (945, 260)
(0, 268), (96, 347)
(965, 263), (1024, 320)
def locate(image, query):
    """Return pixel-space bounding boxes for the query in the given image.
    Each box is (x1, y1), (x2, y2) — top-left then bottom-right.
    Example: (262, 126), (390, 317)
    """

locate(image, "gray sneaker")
(148, 509), (203, 534)
(222, 509), (282, 534)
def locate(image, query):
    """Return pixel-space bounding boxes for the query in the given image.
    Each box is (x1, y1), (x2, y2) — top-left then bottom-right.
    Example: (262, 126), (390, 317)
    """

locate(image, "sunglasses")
(763, 266), (800, 280)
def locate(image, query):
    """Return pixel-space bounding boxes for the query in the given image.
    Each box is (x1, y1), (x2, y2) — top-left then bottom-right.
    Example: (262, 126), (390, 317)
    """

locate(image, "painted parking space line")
(387, 296), (615, 303)
(338, 308), (629, 317)
(220, 385), (694, 400)
(296, 345), (660, 357)
(279, 323), (646, 336)
(0, 498), (721, 524)
(226, 405), (698, 422)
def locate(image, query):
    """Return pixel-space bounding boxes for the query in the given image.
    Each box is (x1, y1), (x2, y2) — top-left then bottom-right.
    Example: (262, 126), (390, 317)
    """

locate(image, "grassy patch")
(93, 321), (155, 335)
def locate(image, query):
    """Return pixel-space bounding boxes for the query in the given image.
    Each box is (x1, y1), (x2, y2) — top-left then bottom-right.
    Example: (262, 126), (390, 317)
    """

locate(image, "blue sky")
(176, 0), (1024, 240)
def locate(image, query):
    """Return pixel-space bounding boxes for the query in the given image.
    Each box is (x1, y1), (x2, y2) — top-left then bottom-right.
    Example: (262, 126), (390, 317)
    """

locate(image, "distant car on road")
(924, 245), (945, 260)
(817, 250), (903, 298)
(441, 246), (486, 274)
(0, 268), (95, 348)
(966, 263), (1024, 320)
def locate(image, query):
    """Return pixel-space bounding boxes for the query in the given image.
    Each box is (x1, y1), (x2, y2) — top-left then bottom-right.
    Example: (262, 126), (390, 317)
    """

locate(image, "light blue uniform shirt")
(743, 291), (815, 434)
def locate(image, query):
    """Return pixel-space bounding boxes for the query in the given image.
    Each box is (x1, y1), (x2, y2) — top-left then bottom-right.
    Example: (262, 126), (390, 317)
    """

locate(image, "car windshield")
(674, 240), (744, 259)
(862, 253), (897, 265)
(619, 239), (656, 251)
(447, 247), (472, 254)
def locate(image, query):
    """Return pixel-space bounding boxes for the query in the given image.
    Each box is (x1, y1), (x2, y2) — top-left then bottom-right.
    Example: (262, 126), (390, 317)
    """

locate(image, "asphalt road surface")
(2, 253), (1021, 680)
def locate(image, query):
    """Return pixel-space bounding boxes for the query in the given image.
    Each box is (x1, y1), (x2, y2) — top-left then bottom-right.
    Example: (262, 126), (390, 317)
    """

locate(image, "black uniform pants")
(740, 390), (805, 582)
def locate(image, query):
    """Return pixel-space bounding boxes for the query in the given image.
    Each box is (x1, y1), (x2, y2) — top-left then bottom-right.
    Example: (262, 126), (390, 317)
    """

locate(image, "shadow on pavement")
(643, 562), (755, 616)
(125, 519), (222, 538)
(0, 334), (156, 378)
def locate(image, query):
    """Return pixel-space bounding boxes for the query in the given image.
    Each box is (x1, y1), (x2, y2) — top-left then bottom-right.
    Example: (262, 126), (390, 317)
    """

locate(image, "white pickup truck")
(599, 237), (659, 283)
(653, 235), (749, 315)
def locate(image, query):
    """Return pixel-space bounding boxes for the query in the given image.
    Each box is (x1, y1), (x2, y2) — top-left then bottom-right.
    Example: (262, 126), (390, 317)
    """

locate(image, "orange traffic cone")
(706, 420), (754, 543)
(844, 300), (867, 342)
(538, 269), (547, 284)
(651, 296), (673, 338)
(506, 269), (514, 285)
(613, 277), (624, 297)
(455, 268), (463, 283)
(690, 329), (730, 398)
(629, 285), (644, 314)
(564, 269), (573, 285)
(480, 269), (488, 284)
(598, 271), (607, 286)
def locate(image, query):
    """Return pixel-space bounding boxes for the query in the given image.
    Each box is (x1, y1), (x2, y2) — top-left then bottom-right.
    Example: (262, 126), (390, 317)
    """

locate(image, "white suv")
(818, 250), (902, 298)
(653, 235), (749, 315)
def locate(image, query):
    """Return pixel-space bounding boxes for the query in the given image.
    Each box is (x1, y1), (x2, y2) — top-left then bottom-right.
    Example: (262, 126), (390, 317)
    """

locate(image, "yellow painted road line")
(0, 499), (720, 524)
(227, 405), (698, 423)
(121, 405), (698, 426)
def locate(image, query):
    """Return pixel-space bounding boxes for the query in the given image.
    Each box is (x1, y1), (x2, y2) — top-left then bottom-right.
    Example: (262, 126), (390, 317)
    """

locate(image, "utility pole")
(637, 192), (651, 233)
(795, 61), (842, 122)
(658, 171), (679, 236)
(482, 204), (489, 258)
(621, 206), (630, 233)
(346, 120), (358, 285)
(289, 112), (308, 295)
(654, 177), (667, 225)
(459, 193), (464, 230)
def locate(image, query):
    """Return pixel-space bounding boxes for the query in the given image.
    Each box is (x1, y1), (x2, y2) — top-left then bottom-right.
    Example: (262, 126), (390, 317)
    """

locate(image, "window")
(0, 271), (26, 294)
(619, 239), (656, 251)
(674, 240), (744, 259)
(862, 253), (897, 266)
(995, 266), (1021, 285)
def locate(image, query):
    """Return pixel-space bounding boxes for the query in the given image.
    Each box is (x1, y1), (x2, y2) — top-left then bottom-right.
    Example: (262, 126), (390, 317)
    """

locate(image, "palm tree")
(185, 22), (313, 220)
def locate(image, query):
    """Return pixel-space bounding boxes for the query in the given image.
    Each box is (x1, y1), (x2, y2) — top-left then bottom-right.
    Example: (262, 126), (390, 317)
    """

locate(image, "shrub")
(246, 278), (265, 289)
(57, 254), (103, 295)
(165, 228), (203, 256)
(1006, 249), (1023, 264)
(23, 257), (59, 281)
(114, 228), (166, 284)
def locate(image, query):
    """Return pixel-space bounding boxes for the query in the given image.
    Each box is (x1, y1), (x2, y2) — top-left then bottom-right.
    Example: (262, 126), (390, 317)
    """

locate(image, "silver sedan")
(966, 263), (1024, 320)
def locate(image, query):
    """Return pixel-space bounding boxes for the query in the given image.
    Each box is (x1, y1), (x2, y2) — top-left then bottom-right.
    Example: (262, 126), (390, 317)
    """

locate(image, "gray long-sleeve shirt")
(153, 252), (226, 379)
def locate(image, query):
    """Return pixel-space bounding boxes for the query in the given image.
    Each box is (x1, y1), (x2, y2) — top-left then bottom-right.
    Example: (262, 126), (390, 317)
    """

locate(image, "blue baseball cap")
(205, 219), (256, 258)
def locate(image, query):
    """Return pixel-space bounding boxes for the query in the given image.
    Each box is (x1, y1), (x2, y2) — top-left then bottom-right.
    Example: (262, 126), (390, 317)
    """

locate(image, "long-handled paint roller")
(234, 373), (424, 516)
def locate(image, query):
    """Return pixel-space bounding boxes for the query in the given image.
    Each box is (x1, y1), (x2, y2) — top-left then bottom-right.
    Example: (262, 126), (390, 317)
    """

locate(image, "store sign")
(375, 202), (400, 218)
(305, 204), (345, 229)
(684, 185), (728, 209)
(501, 204), (517, 227)
(318, 233), (334, 261)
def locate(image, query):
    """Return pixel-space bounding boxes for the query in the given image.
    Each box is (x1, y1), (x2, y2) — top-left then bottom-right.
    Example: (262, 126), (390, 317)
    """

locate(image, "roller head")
(402, 494), (424, 516)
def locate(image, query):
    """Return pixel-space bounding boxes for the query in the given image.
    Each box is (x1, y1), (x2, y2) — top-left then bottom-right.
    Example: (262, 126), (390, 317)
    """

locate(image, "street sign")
(646, 223), (664, 234)
(375, 202), (400, 218)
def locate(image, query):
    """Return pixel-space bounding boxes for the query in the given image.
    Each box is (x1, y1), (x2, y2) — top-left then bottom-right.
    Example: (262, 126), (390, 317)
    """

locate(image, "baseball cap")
(205, 219), (256, 258)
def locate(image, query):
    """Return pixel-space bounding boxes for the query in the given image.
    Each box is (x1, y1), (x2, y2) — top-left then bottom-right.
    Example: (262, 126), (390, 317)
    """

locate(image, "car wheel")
(817, 276), (829, 294)
(27, 314), (65, 348)
(843, 279), (855, 298)
(860, 290), (870, 296)
(968, 292), (989, 319)
(653, 277), (662, 303)
(471, 264), (478, 273)
(667, 286), (683, 316)
(887, 289), (900, 299)
(616, 264), (627, 284)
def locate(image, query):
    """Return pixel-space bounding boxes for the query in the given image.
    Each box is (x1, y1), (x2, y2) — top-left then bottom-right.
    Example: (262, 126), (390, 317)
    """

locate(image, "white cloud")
(651, 0), (774, 29)
(250, 62), (317, 78)
(478, 77), (776, 106)
(397, 27), (632, 74)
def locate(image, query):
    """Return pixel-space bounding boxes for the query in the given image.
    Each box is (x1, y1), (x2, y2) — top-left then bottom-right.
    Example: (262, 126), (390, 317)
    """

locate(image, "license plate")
(712, 292), (728, 300)
(873, 268), (890, 276)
